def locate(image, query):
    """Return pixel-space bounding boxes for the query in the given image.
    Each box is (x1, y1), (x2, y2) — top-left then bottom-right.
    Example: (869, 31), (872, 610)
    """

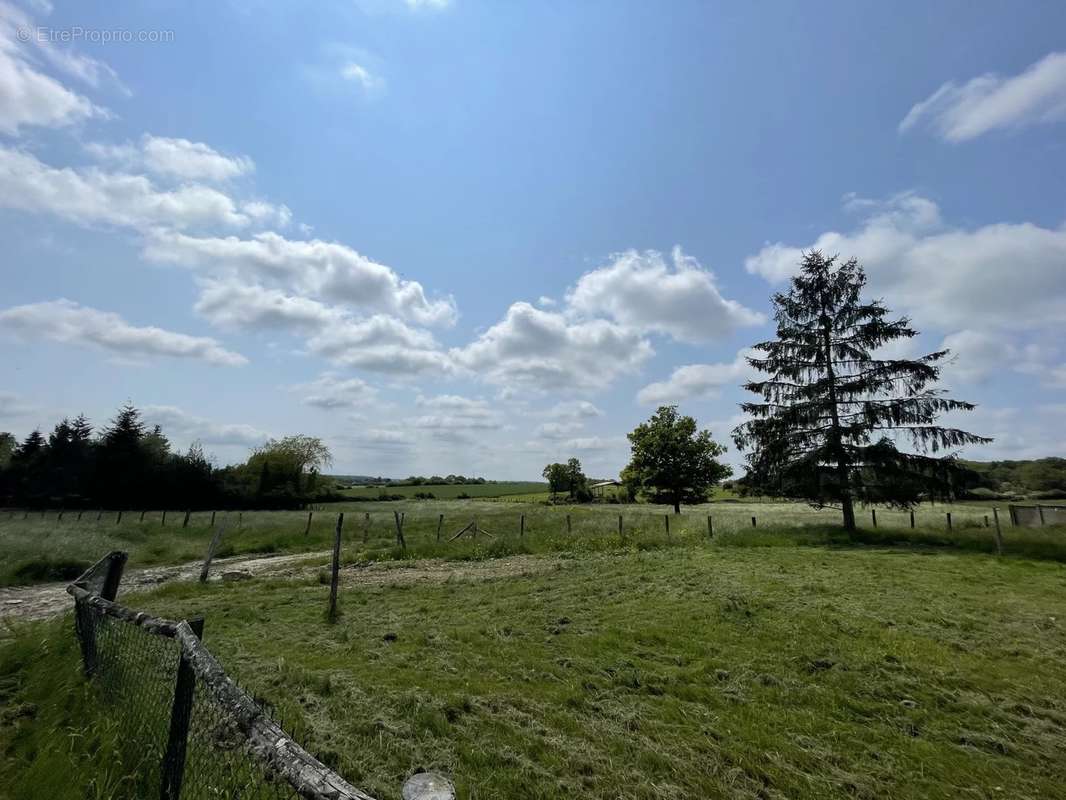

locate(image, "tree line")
(0, 404), (335, 510)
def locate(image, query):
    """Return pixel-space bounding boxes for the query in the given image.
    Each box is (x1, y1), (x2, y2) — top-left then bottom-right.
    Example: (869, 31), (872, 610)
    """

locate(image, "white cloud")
(0, 146), (255, 230)
(744, 193), (1066, 331)
(144, 230), (457, 326)
(411, 394), (501, 432)
(450, 301), (653, 390)
(537, 421), (584, 439)
(306, 314), (448, 375)
(141, 405), (269, 446)
(406, 0), (451, 9)
(0, 1), (109, 134)
(0, 299), (248, 366)
(637, 350), (754, 406)
(900, 51), (1066, 142)
(88, 134), (256, 183)
(563, 436), (624, 452)
(295, 372), (378, 410)
(194, 281), (340, 331)
(549, 400), (603, 419)
(340, 62), (384, 92)
(566, 246), (764, 343)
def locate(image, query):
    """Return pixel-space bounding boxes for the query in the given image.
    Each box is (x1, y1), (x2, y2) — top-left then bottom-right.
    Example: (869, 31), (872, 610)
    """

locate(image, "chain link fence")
(68, 551), (375, 800)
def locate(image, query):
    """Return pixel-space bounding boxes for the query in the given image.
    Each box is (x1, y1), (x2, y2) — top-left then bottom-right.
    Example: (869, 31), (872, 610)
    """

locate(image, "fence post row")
(160, 616), (204, 800)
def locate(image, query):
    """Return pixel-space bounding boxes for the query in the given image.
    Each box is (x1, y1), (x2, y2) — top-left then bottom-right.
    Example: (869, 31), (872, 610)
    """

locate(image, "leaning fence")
(68, 551), (375, 800)
(1009, 504), (1066, 528)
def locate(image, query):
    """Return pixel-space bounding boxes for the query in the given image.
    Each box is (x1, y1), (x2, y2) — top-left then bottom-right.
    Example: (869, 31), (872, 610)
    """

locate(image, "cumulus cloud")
(536, 421), (584, 439)
(306, 314), (448, 375)
(549, 400), (603, 419)
(295, 372), (378, 409)
(87, 134), (256, 182)
(637, 350), (755, 405)
(0, 1), (108, 134)
(0, 146), (257, 230)
(340, 62), (384, 92)
(194, 281), (340, 331)
(563, 436), (624, 452)
(900, 51), (1066, 142)
(141, 405), (269, 446)
(451, 301), (653, 390)
(412, 394), (502, 431)
(144, 230), (457, 327)
(744, 192), (1066, 331)
(0, 299), (248, 366)
(566, 247), (764, 343)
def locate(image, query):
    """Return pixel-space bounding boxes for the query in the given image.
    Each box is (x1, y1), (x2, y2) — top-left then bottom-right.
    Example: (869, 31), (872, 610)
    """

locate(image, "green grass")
(1, 500), (1062, 588)
(337, 481), (549, 499)
(3, 543), (1065, 799)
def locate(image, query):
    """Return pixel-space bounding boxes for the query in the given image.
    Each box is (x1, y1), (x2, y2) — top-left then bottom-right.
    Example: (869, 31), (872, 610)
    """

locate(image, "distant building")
(589, 479), (622, 498)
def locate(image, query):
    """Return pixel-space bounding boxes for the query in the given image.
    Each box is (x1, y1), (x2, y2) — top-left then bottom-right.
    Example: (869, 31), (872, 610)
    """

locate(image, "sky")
(1, 0), (1065, 479)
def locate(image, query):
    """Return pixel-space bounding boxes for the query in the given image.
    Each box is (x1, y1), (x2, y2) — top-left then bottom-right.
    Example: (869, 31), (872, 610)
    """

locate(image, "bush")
(413, 491), (436, 500)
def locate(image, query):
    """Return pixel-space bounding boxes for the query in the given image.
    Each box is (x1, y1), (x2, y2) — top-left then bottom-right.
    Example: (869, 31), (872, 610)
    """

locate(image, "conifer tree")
(732, 252), (990, 531)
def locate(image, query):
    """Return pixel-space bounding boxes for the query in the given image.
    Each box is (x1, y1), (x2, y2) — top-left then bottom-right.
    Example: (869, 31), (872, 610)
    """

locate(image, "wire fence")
(67, 551), (375, 800)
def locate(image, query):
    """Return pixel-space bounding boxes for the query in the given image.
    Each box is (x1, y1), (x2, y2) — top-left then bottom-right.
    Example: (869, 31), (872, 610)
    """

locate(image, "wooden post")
(77, 510), (83, 521)
(238, 511), (243, 528)
(566, 514), (571, 534)
(1038, 505), (1046, 526)
(96, 510), (103, 521)
(182, 510), (191, 529)
(437, 514), (445, 542)
(75, 550), (127, 674)
(162, 509), (167, 526)
(101, 551), (128, 602)
(328, 514), (344, 623)
(210, 510), (216, 527)
(520, 514), (525, 538)
(707, 515), (713, 539)
(363, 512), (370, 543)
(305, 510), (313, 536)
(199, 523), (226, 583)
(115, 510), (122, 525)
(751, 516), (757, 528)
(664, 514), (670, 540)
(139, 509), (146, 522)
(946, 512), (952, 531)
(161, 616), (204, 799)
(984, 514), (989, 527)
(871, 508), (877, 528)
(618, 514), (624, 543)
(393, 510), (406, 554)
(909, 510), (915, 529)
(58, 510), (64, 522)
(992, 507), (1003, 555)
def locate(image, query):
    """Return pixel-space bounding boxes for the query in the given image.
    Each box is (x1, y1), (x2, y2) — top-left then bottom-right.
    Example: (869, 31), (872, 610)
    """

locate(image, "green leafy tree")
(565, 457), (588, 498)
(733, 251), (990, 531)
(624, 406), (732, 513)
(542, 462), (569, 498)
(246, 435), (333, 499)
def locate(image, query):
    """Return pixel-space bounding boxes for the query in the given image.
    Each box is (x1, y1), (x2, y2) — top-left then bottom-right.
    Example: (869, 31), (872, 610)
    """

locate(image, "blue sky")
(1, 0), (1065, 478)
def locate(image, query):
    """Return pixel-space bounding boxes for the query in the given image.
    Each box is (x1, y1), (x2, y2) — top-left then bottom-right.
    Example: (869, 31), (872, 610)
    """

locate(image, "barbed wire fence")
(68, 551), (376, 800)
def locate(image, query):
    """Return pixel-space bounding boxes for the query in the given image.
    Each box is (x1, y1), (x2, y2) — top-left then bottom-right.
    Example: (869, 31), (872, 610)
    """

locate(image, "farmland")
(337, 480), (549, 500)
(3, 527), (1066, 799)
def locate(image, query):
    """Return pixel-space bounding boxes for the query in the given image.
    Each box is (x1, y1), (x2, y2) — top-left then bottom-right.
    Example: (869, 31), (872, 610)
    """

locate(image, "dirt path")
(0, 552), (565, 626)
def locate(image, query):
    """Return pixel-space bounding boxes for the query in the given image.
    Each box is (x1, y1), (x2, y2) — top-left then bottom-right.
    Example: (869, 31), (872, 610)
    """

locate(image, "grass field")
(3, 542), (1066, 799)
(1, 499), (1063, 588)
(338, 481), (549, 499)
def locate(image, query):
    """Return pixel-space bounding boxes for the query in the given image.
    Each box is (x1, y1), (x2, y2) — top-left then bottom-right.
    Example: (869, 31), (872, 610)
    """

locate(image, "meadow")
(2, 537), (1065, 799)
(337, 481), (550, 500)
(1, 498), (1061, 589)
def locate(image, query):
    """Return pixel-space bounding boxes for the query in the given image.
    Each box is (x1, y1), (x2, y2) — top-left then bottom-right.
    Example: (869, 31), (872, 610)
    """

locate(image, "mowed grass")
(1, 499), (1064, 588)
(4, 544), (1066, 799)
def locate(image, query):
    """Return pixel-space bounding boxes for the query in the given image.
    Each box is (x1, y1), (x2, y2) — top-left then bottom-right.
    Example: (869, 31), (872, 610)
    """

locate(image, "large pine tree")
(733, 252), (990, 531)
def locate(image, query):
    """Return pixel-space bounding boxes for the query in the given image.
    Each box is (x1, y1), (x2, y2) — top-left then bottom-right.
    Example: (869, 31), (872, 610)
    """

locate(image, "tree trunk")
(841, 496), (856, 532)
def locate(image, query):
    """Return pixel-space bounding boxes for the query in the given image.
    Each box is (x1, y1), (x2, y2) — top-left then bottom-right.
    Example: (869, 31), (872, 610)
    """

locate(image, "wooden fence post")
(437, 514), (445, 542)
(664, 514), (670, 540)
(946, 512), (952, 530)
(238, 511), (243, 528)
(75, 550), (128, 674)
(96, 510), (103, 521)
(910, 510), (915, 529)
(115, 511), (123, 525)
(707, 515), (713, 539)
(1038, 505), (1046, 526)
(393, 511), (406, 554)
(210, 510), (216, 527)
(566, 514), (571, 534)
(751, 516), (757, 528)
(182, 510), (191, 529)
(160, 616), (204, 799)
(520, 514), (525, 538)
(992, 507), (1003, 555)
(199, 523), (226, 583)
(305, 510), (313, 536)
(871, 509), (877, 528)
(77, 510), (84, 521)
(162, 510), (167, 526)
(101, 551), (128, 602)
(984, 514), (989, 527)
(618, 514), (624, 543)
(139, 509), (146, 522)
(58, 510), (64, 522)
(328, 514), (344, 623)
